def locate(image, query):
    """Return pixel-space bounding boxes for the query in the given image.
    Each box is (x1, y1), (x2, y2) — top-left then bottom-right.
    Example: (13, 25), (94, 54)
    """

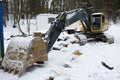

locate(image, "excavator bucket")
(1, 33), (48, 76)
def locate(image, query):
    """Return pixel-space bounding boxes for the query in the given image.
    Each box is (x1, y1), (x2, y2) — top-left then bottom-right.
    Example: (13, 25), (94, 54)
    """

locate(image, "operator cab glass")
(102, 15), (105, 27)
(91, 15), (101, 30)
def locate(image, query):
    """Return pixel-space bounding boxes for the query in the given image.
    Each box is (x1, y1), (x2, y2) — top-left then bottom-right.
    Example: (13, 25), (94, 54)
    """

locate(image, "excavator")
(74, 12), (114, 45)
(0, 8), (114, 76)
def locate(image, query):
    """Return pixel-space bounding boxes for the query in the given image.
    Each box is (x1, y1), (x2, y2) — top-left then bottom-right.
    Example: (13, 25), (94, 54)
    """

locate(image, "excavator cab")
(76, 12), (113, 44)
(91, 13), (108, 33)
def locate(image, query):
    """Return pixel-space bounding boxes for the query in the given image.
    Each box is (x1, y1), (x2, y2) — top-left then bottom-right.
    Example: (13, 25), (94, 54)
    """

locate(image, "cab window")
(102, 15), (105, 23)
(91, 15), (101, 30)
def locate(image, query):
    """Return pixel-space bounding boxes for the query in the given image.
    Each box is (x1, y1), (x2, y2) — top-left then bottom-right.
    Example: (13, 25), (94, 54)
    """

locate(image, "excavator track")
(100, 33), (114, 44)
(90, 33), (114, 44)
(74, 32), (114, 45)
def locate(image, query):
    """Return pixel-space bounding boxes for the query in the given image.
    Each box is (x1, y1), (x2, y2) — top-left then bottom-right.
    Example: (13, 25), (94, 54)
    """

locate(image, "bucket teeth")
(1, 66), (3, 69)
(3, 67), (8, 72)
(8, 68), (13, 73)
(18, 70), (22, 77)
(8, 68), (11, 73)
(1, 61), (25, 77)
(15, 69), (19, 74)
(13, 68), (16, 75)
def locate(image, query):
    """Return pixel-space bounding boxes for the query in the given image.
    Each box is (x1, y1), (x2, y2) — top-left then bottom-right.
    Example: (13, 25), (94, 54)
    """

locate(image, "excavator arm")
(44, 12), (67, 53)
(44, 8), (90, 52)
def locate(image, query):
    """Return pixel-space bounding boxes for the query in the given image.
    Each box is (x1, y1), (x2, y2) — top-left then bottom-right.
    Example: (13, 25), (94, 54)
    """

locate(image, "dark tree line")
(2, 0), (120, 27)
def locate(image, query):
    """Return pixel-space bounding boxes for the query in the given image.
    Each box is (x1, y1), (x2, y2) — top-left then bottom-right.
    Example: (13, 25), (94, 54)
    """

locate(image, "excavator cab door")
(91, 13), (105, 33)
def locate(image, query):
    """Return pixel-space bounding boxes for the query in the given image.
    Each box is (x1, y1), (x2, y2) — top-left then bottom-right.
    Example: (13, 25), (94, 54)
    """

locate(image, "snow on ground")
(0, 19), (120, 80)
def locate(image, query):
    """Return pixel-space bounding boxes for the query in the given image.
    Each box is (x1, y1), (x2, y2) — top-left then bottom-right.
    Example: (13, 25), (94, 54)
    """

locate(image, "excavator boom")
(45, 8), (90, 52)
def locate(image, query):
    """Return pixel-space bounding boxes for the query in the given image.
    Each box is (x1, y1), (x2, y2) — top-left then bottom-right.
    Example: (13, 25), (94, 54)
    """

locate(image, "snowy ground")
(0, 20), (120, 80)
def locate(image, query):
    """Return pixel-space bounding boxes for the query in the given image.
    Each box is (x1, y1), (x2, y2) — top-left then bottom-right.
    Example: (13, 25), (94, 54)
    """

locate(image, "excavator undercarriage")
(88, 33), (114, 44)
(69, 32), (114, 45)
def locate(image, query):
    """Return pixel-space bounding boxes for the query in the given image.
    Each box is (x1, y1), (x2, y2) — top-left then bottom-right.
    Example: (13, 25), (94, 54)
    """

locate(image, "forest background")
(2, 0), (120, 27)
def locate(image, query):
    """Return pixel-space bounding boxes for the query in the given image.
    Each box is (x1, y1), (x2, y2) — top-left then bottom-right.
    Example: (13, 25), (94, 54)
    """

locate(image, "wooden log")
(101, 62), (114, 70)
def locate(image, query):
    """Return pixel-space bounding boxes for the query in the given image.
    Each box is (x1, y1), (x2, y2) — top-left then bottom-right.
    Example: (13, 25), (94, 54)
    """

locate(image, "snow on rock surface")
(0, 19), (120, 80)
(8, 36), (35, 52)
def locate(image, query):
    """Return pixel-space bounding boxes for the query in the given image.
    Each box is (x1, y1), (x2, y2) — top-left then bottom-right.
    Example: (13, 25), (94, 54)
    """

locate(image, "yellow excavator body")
(76, 21), (86, 32)
(77, 13), (109, 33)
(90, 13), (109, 33)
